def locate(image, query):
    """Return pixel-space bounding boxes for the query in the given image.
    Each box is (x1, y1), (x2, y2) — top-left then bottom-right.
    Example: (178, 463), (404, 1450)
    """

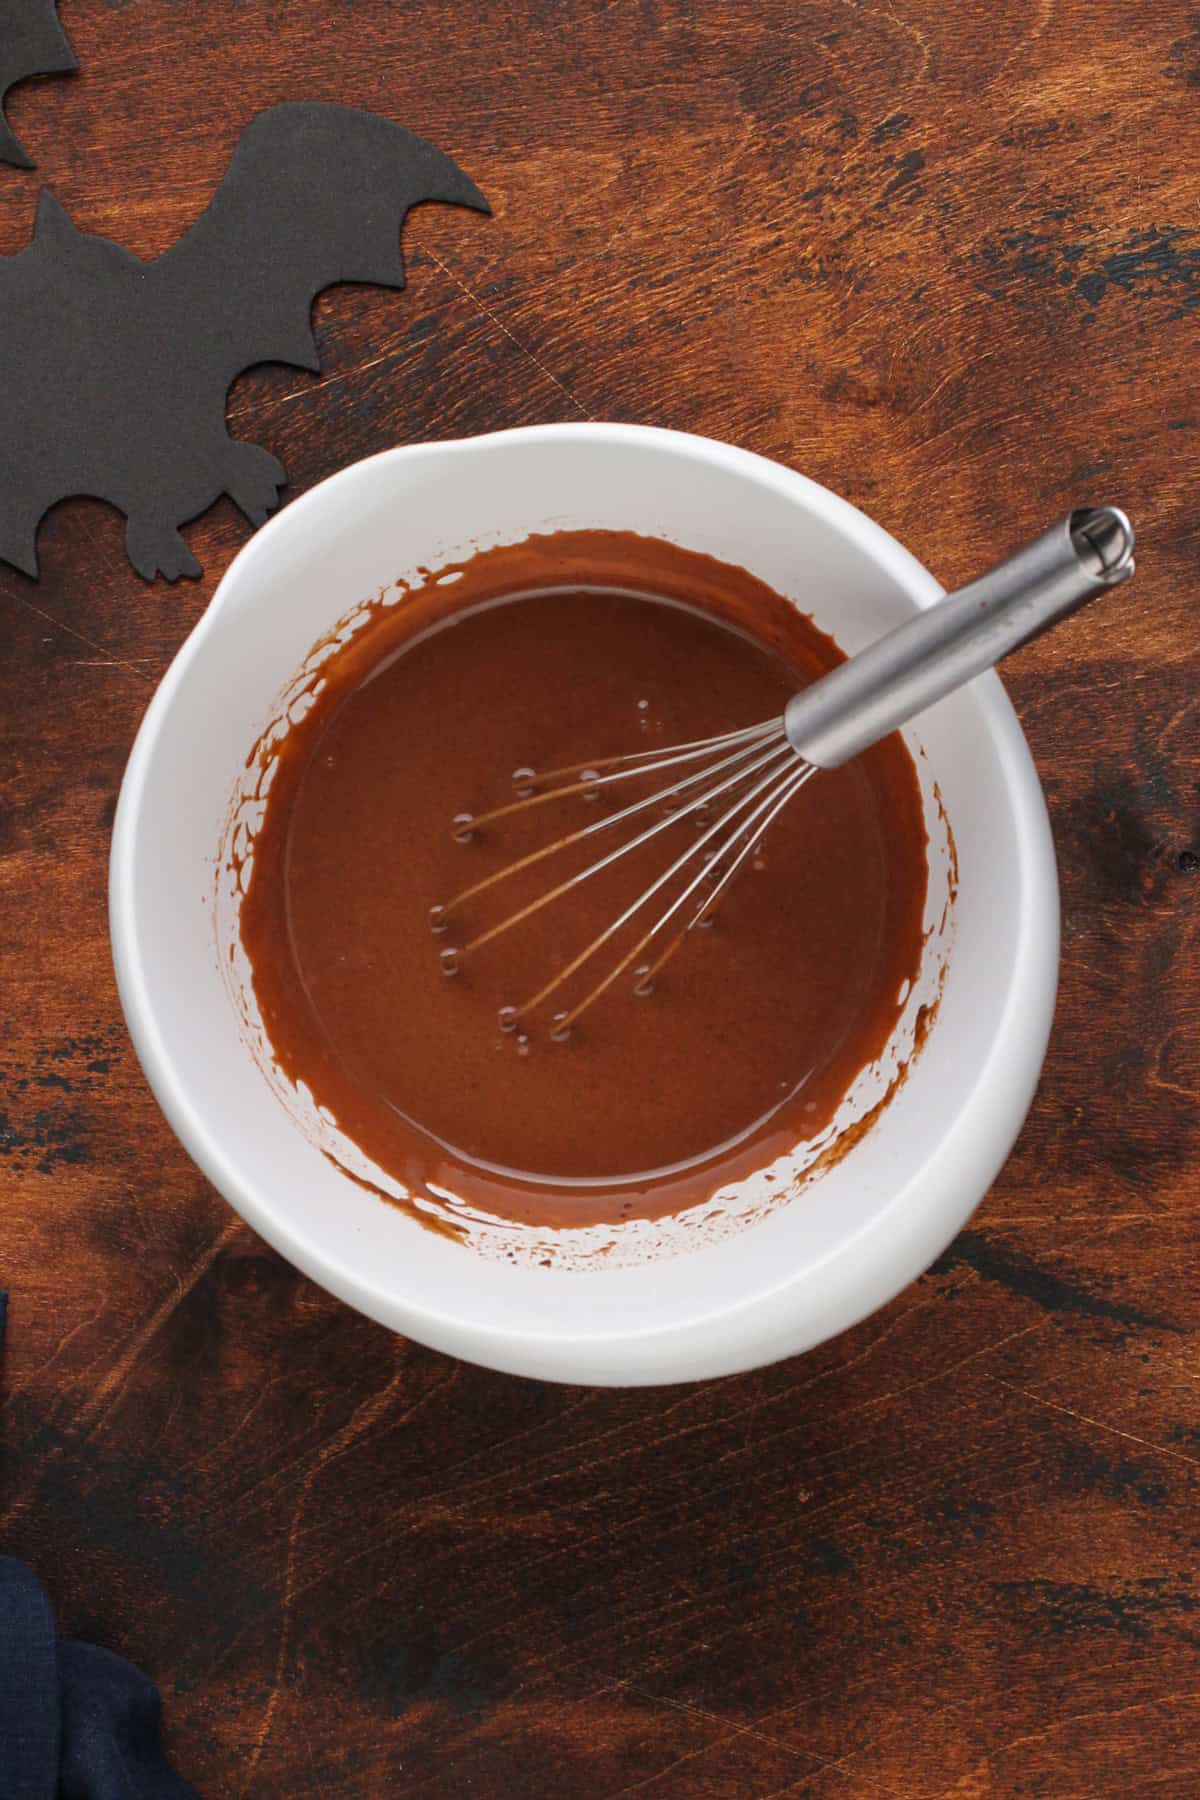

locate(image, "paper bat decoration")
(0, 102), (488, 581)
(0, 0), (75, 167)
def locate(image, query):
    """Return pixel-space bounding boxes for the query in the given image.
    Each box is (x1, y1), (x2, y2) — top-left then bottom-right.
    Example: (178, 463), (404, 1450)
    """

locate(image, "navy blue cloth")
(0, 1294), (199, 1798)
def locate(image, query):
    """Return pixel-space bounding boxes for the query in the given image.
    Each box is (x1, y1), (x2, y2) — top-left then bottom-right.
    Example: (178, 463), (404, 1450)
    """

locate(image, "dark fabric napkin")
(0, 1292), (200, 1798)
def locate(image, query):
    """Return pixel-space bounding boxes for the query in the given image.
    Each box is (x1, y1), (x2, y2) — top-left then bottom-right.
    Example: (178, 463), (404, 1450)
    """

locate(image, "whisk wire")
(548, 756), (818, 1031)
(450, 731), (793, 956)
(460, 718), (785, 835)
(675, 758), (816, 937)
(507, 745), (807, 1025)
(517, 718), (785, 787)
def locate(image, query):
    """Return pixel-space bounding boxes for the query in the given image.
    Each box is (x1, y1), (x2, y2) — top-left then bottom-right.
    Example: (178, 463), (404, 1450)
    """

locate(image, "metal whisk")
(433, 506), (1135, 1037)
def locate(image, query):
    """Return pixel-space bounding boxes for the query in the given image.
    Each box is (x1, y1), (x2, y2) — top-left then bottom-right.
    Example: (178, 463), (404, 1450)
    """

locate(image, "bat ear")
(34, 190), (80, 245)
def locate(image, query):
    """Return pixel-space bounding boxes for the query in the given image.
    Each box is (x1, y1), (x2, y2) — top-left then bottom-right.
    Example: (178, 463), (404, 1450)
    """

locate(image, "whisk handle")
(784, 506), (1135, 768)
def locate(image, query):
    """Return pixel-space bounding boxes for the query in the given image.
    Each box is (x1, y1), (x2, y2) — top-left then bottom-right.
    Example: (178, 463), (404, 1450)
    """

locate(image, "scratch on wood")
(966, 1687), (1200, 1772)
(993, 0), (1057, 86)
(239, 1362), (410, 1795)
(616, 1679), (827, 1769)
(6, 1294), (110, 1400)
(833, 0), (931, 94)
(411, 238), (595, 421)
(77, 1215), (245, 1437)
(994, 1380), (1200, 1474)
(3, 590), (157, 686)
(227, 322), (415, 418)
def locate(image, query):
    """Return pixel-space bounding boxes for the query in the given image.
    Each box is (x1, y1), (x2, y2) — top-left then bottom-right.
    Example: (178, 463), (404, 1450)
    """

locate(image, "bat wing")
(155, 102), (489, 388)
(0, 0), (76, 168)
(0, 193), (150, 576)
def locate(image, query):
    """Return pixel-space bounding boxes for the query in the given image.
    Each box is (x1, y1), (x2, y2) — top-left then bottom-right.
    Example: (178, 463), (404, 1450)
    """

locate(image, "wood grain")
(2, 2), (1198, 1794)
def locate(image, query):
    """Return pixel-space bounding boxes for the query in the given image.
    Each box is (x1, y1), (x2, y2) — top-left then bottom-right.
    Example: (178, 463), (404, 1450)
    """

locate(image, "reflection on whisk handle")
(784, 506), (1135, 769)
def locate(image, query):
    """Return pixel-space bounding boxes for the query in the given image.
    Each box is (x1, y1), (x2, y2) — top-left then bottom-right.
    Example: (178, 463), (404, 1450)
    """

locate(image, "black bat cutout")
(0, 102), (488, 581)
(0, 0), (76, 168)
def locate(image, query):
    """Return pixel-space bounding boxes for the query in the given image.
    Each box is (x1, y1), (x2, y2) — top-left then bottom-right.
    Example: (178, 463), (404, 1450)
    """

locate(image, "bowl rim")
(109, 422), (1059, 1383)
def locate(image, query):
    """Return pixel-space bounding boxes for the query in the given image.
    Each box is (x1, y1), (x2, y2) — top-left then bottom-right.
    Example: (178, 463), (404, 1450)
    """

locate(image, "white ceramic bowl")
(110, 424), (1059, 1385)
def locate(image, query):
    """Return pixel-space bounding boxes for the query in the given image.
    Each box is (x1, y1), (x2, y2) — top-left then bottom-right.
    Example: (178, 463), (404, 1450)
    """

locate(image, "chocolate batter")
(237, 531), (928, 1230)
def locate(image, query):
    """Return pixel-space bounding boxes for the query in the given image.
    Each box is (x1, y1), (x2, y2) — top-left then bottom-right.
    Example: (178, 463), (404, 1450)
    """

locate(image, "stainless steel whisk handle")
(783, 506), (1135, 768)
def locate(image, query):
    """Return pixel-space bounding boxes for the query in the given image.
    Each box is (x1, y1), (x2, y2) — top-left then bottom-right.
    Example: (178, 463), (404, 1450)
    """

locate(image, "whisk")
(433, 506), (1135, 1037)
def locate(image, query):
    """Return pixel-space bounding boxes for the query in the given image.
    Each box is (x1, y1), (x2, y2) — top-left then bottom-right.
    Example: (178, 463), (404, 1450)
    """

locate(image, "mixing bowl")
(110, 423), (1058, 1384)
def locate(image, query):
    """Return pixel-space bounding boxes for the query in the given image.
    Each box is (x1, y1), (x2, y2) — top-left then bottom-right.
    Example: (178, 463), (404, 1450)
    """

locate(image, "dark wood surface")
(2, 3), (1198, 1794)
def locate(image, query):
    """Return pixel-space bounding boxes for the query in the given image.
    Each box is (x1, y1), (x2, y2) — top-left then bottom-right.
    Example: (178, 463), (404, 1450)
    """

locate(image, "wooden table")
(2, 2), (1197, 1793)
